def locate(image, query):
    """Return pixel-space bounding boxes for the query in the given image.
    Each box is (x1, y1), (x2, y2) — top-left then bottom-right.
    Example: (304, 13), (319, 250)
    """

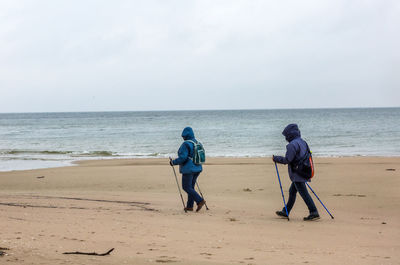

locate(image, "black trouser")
(283, 182), (318, 215)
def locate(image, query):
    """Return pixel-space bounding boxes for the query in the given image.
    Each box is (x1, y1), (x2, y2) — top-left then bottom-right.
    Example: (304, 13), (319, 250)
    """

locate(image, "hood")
(282, 123), (301, 142)
(181, 127), (195, 140)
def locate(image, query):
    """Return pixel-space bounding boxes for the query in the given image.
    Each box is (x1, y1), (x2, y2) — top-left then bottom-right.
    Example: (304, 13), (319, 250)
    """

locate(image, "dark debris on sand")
(0, 247), (10, 256)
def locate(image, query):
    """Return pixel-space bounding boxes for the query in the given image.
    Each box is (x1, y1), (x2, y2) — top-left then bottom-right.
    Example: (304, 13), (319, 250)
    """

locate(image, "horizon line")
(0, 106), (399, 114)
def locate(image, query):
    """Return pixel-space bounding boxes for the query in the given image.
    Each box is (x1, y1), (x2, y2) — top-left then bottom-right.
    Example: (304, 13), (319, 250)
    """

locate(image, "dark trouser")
(182, 172), (203, 208)
(284, 182), (318, 215)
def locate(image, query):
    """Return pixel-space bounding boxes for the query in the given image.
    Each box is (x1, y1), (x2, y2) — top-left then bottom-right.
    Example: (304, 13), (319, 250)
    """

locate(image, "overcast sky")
(0, 0), (399, 112)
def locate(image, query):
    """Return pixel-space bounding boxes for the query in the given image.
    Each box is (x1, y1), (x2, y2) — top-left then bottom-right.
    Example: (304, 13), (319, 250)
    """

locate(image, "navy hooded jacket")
(273, 124), (309, 182)
(172, 127), (203, 174)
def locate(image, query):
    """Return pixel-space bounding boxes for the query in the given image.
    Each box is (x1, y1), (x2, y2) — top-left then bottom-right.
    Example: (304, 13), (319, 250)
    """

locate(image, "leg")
(182, 173), (203, 208)
(182, 173), (194, 208)
(187, 172), (201, 208)
(294, 182), (318, 214)
(191, 172), (200, 191)
(186, 175), (196, 209)
(284, 182), (298, 214)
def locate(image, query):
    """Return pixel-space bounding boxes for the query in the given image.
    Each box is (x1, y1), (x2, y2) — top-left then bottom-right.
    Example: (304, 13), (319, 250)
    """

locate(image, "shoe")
(184, 207), (193, 211)
(275, 210), (288, 218)
(196, 200), (206, 212)
(303, 213), (320, 221)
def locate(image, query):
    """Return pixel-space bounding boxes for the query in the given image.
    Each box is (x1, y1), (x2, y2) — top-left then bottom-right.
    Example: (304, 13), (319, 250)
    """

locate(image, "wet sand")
(0, 157), (399, 264)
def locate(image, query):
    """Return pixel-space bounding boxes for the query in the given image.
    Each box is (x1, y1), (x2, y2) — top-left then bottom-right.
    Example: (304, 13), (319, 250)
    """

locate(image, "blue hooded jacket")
(273, 124), (309, 182)
(172, 127), (203, 174)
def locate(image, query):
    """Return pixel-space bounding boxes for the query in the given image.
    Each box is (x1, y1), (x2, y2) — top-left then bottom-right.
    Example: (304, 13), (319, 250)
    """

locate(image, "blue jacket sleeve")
(274, 143), (296, 164)
(172, 142), (190, 165)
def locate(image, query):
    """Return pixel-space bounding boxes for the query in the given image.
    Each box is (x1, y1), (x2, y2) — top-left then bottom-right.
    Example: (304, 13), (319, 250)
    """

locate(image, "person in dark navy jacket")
(170, 127), (206, 212)
(273, 124), (320, 221)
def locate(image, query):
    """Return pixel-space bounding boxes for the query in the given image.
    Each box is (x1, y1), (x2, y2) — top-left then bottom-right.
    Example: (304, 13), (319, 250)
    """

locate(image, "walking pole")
(195, 181), (209, 210)
(169, 158), (187, 213)
(305, 182), (334, 219)
(274, 162), (290, 221)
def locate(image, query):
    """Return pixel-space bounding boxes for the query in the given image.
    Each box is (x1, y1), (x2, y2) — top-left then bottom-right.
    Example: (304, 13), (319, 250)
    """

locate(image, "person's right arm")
(273, 143), (296, 164)
(172, 143), (190, 165)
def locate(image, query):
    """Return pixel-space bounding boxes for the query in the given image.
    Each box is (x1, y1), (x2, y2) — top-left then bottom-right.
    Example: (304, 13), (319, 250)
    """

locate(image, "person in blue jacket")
(170, 127), (206, 212)
(273, 124), (320, 221)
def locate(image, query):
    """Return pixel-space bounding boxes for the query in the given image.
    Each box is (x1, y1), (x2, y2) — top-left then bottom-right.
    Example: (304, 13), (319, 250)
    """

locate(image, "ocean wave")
(2, 150), (74, 155)
(0, 157), (71, 162)
(71, 151), (115, 157)
(123, 152), (161, 157)
(1, 149), (115, 157)
(0, 149), (172, 158)
(2, 149), (400, 159)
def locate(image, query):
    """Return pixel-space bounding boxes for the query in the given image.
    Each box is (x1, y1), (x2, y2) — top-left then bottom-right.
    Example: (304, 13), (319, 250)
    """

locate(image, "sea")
(0, 108), (399, 171)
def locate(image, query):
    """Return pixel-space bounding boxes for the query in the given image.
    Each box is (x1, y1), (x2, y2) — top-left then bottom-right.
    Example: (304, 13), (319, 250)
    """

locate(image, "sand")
(0, 157), (399, 265)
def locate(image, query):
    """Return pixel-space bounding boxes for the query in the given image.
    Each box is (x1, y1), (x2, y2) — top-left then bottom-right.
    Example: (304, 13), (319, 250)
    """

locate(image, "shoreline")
(2, 155), (400, 173)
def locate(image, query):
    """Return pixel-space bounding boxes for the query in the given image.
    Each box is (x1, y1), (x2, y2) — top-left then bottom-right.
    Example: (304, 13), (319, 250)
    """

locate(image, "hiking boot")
(196, 200), (206, 212)
(303, 213), (320, 221)
(275, 210), (288, 218)
(184, 207), (193, 212)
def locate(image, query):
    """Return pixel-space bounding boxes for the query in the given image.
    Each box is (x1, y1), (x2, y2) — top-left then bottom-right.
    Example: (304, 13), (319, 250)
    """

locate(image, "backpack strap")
(184, 140), (196, 159)
(305, 142), (312, 156)
(291, 140), (311, 167)
(301, 141), (311, 161)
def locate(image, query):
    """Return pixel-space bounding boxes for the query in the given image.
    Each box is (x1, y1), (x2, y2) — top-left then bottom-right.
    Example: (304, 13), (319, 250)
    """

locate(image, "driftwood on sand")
(63, 248), (114, 256)
(0, 247), (9, 256)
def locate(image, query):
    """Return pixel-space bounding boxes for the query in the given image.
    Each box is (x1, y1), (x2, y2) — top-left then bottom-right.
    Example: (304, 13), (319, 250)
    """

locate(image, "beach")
(0, 157), (399, 265)
(2, 1), (399, 264)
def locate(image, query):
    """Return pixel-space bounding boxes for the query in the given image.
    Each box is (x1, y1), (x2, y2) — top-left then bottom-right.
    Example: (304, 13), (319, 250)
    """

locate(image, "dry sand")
(0, 157), (399, 265)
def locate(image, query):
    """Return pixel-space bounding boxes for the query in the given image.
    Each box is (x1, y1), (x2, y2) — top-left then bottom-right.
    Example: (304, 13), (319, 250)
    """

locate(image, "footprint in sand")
(333, 194), (366, 197)
(156, 256), (178, 263)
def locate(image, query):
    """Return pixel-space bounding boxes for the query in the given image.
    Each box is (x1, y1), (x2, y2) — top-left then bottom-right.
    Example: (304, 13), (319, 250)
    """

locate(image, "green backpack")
(185, 140), (206, 165)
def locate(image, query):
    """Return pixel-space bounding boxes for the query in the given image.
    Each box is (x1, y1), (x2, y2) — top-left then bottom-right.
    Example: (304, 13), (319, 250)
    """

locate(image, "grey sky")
(0, 0), (399, 112)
